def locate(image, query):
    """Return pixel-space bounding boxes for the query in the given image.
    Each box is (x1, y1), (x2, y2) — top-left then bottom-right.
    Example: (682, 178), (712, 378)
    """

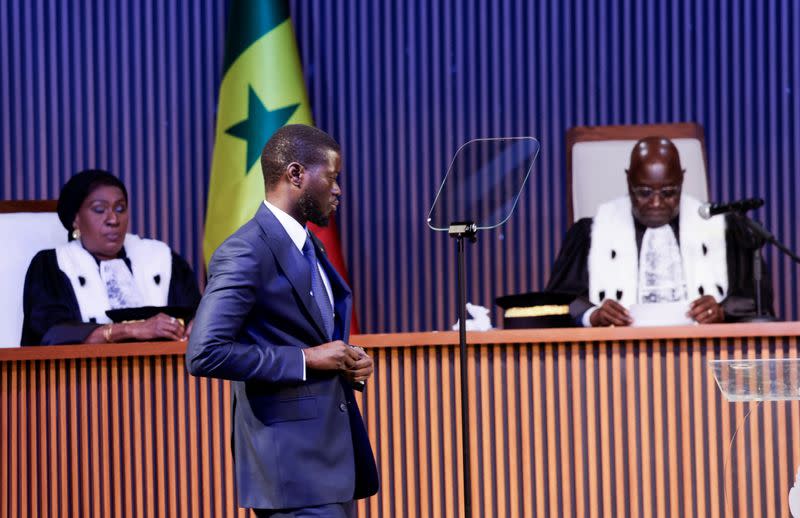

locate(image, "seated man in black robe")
(547, 136), (773, 326)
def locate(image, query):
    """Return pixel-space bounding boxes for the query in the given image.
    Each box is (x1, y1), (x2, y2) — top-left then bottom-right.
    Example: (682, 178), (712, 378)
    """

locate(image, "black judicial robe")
(546, 214), (775, 323)
(21, 248), (201, 346)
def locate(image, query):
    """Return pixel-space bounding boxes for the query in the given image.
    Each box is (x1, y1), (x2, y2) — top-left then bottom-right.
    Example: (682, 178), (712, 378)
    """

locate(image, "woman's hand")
(129, 313), (185, 341)
(182, 319), (194, 341)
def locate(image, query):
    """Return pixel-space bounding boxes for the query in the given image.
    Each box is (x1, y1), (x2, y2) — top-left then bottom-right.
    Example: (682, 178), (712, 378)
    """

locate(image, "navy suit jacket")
(186, 204), (379, 510)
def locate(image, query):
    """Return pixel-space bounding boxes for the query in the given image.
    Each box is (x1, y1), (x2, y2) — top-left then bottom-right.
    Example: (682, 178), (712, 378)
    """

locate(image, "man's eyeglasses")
(630, 186), (681, 201)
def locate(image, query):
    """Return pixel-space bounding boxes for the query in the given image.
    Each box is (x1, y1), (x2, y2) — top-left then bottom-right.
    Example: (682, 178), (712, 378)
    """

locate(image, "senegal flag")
(204, 0), (310, 261)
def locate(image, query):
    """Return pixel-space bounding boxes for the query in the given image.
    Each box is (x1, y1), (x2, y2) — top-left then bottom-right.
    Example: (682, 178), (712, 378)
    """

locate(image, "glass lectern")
(710, 358), (800, 517)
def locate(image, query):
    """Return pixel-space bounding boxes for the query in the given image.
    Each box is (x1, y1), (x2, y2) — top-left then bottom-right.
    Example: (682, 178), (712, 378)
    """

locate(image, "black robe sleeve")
(166, 251), (202, 314)
(722, 213), (775, 320)
(545, 218), (595, 323)
(21, 250), (101, 346)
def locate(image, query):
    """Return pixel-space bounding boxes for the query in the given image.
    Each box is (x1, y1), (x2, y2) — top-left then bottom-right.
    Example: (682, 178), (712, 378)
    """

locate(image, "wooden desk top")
(2, 321), (799, 362)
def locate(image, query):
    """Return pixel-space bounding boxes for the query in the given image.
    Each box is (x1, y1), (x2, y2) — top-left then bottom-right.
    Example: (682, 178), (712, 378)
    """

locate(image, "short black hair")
(260, 124), (341, 190)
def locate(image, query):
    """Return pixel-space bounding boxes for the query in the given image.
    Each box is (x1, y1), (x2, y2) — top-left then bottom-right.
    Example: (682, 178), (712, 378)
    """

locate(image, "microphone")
(698, 198), (764, 219)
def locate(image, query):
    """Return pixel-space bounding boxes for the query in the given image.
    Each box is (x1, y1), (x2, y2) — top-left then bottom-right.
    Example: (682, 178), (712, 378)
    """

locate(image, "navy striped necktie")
(303, 235), (334, 338)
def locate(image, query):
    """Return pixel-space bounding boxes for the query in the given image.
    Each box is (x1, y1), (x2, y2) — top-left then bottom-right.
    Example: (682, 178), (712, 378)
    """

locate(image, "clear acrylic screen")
(427, 137), (540, 231)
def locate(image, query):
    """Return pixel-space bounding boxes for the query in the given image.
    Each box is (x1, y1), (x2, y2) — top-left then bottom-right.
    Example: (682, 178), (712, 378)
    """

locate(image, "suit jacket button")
(339, 402), (347, 412)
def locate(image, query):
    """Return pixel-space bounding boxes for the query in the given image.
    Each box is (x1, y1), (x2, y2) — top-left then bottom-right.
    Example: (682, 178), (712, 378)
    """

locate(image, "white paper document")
(629, 301), (694, 327)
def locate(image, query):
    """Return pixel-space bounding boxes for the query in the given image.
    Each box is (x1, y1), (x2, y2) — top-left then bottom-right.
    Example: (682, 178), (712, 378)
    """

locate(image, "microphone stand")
(733, 212), (800, 322)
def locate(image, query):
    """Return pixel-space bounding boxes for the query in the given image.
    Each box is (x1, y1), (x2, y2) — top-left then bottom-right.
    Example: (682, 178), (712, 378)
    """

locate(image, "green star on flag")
(224, 86), (299, 175)
(204, 0), (312, 263)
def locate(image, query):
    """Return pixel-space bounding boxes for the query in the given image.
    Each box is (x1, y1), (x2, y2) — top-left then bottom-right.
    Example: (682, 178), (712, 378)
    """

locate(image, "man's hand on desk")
(688, 295), (724, 324)
(590, 299), (633, 327)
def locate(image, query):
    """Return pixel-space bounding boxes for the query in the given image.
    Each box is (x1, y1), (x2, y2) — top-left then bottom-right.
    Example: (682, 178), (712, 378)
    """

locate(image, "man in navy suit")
(187, 124), (379, 517)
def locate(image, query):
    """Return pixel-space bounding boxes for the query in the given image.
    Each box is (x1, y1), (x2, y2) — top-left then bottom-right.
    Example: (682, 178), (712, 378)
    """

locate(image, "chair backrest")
(1, 201), (66, 347)
(566, 122), (709, 224)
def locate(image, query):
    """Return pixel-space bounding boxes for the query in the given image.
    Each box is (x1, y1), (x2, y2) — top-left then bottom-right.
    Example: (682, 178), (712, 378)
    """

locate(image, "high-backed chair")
(566, 122), (709, 224)
(1, 200), (65, 347)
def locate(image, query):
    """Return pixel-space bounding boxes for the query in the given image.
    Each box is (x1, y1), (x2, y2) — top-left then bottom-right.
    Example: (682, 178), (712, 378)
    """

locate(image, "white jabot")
(101, 259), (145, 308)
(638, 225), (688, 304)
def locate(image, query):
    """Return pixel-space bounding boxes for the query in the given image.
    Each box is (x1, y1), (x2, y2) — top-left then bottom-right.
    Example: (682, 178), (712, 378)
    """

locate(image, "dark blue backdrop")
(2, 0), (798, 332)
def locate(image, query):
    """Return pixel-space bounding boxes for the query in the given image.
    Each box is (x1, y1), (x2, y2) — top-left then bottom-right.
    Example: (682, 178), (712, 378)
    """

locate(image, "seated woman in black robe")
(21, 169), (201, 345)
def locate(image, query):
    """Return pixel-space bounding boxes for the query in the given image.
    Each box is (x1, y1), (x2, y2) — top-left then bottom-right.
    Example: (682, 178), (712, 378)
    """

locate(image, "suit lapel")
(254, 205), (329, 342)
